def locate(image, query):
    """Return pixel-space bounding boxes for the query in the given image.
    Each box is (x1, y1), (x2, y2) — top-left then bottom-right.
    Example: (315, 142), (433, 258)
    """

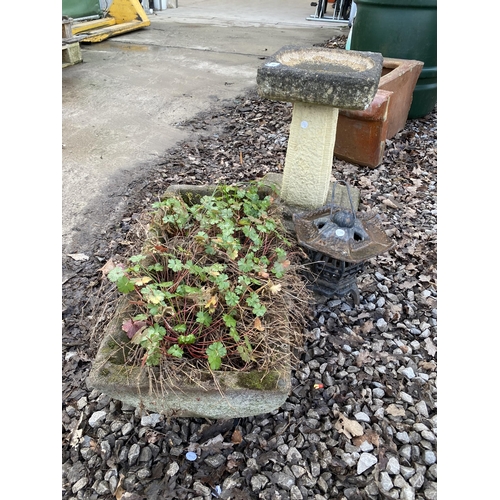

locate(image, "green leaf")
(253, 303), (267, 317)
(223, 314), (237, 328)
(238, 275), (253, 286)
(187, 262), (205, 278)
(207, 263), (225, 274)
(237, 344), (252, 363)
(246, 292), (260, 308)
(196, 310), (212, 327)
(258, 255), (270, 267)
(145, 350), (162, 366)
(272, 261), (286, 278)
(242, 226), (261, 246)
(275, 247), (287, 262)
(264, 219), (277, 232)
(244, 335), (253, 351)
(204, 244), (217, 255)
(214, 273), (230, 291)
(173, 323), (187, 333)
(148, 304), (161, 316)
(162, 214), (176, 224)
(220, 208), (234, 219)
(143, 324), (166, 344)
(238, 335), (254, 362)
(195, 231), (209, 243)
(246, 292), (266, 317)
(228, 327), (240, 342)
(167, 258), (184, 272)
(137, 324), (167, 366)
(167, 345), (184, 358)
(206, 342), (227, 370)
(117, 276), (135, 294)
(130, 254), (147, 263)
(107, 266), (125, 283)
(147, 262), (164, 272)
(178, 334), (196, 345)
(158, 281), (174, 288)
(218, 218), (235, 236)
(141, 285), (165, 304)
(238, 255), (255, 273)
(177, 284), (202, 297)
(224, 291), (239, 307)
(252, 304), (267, 316)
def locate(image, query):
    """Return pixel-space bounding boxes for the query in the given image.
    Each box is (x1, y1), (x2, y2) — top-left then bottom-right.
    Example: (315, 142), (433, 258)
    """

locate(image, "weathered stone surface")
(280, 102), (338, 208)
(87, 300), (291, 419)
(257, 46), (383, 109)
(257, 46), (382, 209)
(261, 172), (360, 228)
(88, 410), (106, 428)
(357, 453), (377, 474)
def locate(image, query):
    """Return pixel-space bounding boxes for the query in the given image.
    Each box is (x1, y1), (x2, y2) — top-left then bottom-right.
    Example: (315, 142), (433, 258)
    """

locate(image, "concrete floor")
(62, 0), (349, 253)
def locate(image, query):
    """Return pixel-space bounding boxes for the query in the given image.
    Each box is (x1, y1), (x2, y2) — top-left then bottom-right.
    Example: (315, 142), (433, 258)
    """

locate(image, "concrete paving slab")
(149, 0), (340, 28)
(62, 0), (349, 253)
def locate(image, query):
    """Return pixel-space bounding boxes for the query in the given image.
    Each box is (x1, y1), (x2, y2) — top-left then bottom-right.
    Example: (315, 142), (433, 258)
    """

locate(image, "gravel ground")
(62, 37), (437, 500)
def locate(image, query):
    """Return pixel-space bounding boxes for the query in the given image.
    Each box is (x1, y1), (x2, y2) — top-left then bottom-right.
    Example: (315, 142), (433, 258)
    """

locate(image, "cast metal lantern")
(293, 181), (394, 304)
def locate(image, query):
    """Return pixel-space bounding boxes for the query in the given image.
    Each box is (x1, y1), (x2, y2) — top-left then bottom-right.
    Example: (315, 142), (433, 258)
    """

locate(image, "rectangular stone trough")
(87, 182), (295, 420)
(87, 299), (291, 419)
(334, 57), (424, 168)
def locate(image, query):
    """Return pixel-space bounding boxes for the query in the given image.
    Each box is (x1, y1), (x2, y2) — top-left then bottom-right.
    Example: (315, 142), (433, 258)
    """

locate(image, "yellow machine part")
(72, 0), (150, 43)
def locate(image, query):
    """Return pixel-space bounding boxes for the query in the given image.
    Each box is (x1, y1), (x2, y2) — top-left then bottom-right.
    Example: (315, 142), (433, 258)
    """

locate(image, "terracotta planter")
(378, 58), (424, 139)
(334, 89), (392, 168)
(334, 57), (423, 168)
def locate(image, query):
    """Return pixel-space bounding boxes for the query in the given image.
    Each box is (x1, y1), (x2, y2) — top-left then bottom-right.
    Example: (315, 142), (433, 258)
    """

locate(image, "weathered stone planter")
(88, 182), (305, 419)
(257, 45), (383, 210)
(87, 300), (291, 419)
(334, 57), (424, 168)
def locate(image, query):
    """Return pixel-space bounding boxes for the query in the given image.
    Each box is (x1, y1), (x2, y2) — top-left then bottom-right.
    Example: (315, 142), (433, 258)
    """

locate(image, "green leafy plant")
(108, 182), (299, 370)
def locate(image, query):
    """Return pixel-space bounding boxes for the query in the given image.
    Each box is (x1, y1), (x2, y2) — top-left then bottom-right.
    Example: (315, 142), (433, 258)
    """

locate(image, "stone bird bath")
(257, 45), (383, 210)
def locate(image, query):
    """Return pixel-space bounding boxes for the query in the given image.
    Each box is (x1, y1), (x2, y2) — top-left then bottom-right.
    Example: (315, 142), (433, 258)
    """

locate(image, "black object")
(293, 181), (393, 304)
(308, 0), (352, 22)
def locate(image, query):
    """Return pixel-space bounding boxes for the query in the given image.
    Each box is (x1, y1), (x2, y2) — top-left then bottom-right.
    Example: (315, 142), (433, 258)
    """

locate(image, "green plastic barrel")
(349, 0), (437, 118)
(62, 0), (101, 19)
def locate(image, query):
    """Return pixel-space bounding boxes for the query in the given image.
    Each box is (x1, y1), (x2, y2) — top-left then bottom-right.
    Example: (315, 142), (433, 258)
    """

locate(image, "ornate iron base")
(302, 249), (364, 304)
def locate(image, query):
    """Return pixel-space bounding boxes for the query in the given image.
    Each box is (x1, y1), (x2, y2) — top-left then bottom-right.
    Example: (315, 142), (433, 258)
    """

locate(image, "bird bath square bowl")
(257, 46), (383, 110)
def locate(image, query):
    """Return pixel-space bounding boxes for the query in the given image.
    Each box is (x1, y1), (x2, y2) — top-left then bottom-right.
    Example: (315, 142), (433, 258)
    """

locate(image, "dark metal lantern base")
(302, 249), (364, 304)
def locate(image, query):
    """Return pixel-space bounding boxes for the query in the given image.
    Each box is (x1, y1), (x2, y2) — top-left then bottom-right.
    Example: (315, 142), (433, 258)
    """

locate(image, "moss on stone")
(237, 371), (280, 390)
(106, 339), (118, 350)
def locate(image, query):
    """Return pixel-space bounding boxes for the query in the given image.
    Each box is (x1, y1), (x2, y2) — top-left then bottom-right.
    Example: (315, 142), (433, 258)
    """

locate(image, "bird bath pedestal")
(257, 46), (383, 210)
